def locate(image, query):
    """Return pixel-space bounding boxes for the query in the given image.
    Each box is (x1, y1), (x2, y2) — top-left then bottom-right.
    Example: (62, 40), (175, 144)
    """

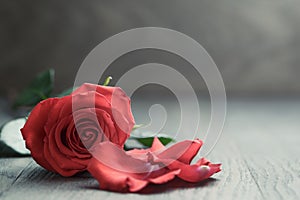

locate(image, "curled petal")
(155, 139), (203, 164)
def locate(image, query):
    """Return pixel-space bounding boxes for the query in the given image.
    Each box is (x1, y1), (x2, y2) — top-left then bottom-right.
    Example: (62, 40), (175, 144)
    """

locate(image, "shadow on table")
(138, 177), (218, 194)
(85, 177), (218, 194)
(21, 165), (219, 194)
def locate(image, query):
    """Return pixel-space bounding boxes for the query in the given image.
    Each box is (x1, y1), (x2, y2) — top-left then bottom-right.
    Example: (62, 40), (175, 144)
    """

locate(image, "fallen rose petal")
(147, 139), (221, 182)
(87, 138), (221, 192)
(158, 158), (221, 182)
(155, 139), (203, 164)
(88, 158), (148, 192)
(148, 169), (181, 184)
(126, 137), (166, 161)
(88, 141), (175, 192)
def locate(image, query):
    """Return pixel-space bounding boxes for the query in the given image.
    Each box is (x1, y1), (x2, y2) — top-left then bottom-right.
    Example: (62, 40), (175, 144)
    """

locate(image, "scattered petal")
(88, 138), (221, 192)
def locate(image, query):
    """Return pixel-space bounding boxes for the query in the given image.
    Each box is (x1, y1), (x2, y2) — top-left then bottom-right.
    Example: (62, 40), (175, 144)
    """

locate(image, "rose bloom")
(21, 83), (135, 176)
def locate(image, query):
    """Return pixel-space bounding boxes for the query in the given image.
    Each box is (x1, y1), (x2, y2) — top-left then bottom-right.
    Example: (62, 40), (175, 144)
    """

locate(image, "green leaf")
(124, 134), (175, 150)
(13, 69), (55, 108)
(135, 136), (175, 147)
(123, 144), (130, 151)
(0, 118), (30, 157)
(56, 87), (77, 97)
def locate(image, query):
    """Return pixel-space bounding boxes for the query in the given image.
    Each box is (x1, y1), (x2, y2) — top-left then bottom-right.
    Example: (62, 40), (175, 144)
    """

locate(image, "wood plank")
(0, 136), (298, 199)
(0, 99), (299, 199)
(0, 158), (32, 196)
(0, 137), (262, 200)
(189, 137), (264, 200)
(234, 131), (300, 200)
(243, 155), (300, 200)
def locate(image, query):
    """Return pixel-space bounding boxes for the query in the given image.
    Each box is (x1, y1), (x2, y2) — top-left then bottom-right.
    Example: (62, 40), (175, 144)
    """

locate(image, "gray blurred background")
(1, 0), (300, 98)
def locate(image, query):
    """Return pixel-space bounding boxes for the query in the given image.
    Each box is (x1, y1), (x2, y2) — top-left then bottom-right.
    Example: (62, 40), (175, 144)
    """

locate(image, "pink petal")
(88, 142), (172, 192)
(166, 159), (221, 182)
(148, 169), (181, 184)
(88, 157), (148, 192)
(149, 140), (221, 182)
(87, 139), (221, 192)
(72, 83), (135, 136)
(126, 137), (166, 161)
(152, 138), (203, 164)
(72, 83), (115, 102)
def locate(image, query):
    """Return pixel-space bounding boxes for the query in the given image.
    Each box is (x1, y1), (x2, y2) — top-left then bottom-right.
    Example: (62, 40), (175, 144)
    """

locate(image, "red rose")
(21, 83), (135, 176)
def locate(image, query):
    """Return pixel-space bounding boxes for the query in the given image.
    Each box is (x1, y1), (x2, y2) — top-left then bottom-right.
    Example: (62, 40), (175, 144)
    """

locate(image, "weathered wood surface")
(0, 98), (299, 200)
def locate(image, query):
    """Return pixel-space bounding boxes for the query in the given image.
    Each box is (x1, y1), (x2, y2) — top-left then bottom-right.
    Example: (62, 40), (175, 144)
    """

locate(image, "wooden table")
(1, 98), (299, 199)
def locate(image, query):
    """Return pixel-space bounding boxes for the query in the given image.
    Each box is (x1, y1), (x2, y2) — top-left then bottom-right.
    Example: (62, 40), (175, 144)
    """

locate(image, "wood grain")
(0, 158), (32, 196)
(0, 99), (299, 199)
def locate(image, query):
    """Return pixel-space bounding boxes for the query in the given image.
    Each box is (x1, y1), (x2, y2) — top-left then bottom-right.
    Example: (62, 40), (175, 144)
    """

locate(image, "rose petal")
(44, 120), (87, 176)
(72, 83), (135, 138)
(88, 139), (221, 192)
(88, 142), (183, 192)
(110, 87), (135, 134)
(159, 158), (221, 182)
(149, 139), (221, 182)
(148, 169), (181, 184)
(156, 139), (203, 164)
(21, 98), (60, 172)
(88, 157), (149, 192)
(89, 142), (157, 173)
(72, 83), (115, 102)
(126, 137), (166, 161)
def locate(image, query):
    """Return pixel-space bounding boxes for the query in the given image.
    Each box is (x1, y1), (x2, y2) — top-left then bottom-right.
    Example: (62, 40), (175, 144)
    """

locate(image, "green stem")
(103, 76), (112, 86)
